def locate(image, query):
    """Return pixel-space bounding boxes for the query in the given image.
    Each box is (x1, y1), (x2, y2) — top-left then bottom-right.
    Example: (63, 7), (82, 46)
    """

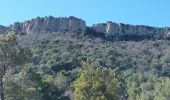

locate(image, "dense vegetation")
(0, 31), (170, 100)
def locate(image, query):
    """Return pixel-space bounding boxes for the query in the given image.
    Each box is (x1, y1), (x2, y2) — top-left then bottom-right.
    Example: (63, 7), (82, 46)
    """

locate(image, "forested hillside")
(0, 30), (170, 100)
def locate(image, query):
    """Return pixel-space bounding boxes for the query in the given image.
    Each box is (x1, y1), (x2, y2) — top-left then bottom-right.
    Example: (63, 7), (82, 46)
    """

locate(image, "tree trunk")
(0, 78), (5, 100)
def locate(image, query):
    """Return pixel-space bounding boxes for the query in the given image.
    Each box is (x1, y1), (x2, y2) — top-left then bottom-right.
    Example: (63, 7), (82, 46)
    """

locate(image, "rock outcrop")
(92, 21), (170, 39)
(10, 16), (86, 35)
(8, 16), (170, 40)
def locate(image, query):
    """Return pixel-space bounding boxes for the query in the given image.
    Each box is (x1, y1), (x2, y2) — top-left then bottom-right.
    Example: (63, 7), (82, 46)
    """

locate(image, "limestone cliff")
(8, 16), (170, 40)
(10, 16), (86, 35)
(92, 21), (170, 38)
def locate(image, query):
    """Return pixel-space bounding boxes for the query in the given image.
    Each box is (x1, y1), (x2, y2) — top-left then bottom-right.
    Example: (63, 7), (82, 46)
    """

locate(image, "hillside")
(0, 16), (170, 100)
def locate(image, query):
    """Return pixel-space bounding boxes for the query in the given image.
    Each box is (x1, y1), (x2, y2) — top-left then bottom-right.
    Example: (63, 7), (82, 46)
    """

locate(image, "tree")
(5, 63), (71, 100)
(73, 60), (119, 100)
(0, 32), (31, 100)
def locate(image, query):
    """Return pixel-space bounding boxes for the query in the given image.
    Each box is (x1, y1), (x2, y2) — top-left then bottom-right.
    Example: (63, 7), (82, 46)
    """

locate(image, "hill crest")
(0, 16), (170, 40)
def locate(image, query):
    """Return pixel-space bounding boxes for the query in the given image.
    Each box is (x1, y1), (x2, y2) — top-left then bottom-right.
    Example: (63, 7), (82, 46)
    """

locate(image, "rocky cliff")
(10, 16), (86, 35)
(8, 16), (170, 40)
(92, 21), (170, 39)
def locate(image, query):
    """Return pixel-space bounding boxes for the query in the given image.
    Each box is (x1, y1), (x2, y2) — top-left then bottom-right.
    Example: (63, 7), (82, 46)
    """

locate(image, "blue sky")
(0, 0), (170, 27)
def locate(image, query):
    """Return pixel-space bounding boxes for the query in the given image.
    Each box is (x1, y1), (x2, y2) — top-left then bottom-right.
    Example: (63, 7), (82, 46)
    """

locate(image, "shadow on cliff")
(84, 27), (166, 42)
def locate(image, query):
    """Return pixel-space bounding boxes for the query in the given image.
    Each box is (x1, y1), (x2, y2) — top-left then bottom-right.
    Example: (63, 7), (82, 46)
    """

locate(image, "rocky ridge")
(92, 21), (170, 39)
(10, 16), (86, 35)
(0, 16), (170, 40)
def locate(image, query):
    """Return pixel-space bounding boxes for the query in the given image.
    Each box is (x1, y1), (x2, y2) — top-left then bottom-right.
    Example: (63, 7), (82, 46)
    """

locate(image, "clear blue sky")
(0, 0), (170, 27)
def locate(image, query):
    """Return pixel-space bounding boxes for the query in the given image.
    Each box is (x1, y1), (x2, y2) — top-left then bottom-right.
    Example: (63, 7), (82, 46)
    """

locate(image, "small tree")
(73, 60), (119, 100)
(0, 32), (31, 100)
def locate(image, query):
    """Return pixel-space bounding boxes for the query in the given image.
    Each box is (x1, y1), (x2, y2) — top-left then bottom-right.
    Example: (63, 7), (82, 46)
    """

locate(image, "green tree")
(6, 64), (70, 100)
(73, 60), (119, 100)
(0, 32), (31, 100)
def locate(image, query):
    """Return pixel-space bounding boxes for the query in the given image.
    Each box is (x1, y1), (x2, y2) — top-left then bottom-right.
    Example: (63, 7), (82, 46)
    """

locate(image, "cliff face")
(92, 22), (170, 38)
(8, 16), (170, 40)
(10, 16), (86, 35)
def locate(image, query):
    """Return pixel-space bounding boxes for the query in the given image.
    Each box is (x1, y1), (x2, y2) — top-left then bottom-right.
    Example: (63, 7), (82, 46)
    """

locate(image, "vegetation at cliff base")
(0, 31), (170, 100)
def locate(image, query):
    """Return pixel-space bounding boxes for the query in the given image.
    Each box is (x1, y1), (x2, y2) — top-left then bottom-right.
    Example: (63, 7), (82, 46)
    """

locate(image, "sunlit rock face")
(10, 16), (86, 35)
(9, 16), (170, 40)
(92, 21), (169, 38)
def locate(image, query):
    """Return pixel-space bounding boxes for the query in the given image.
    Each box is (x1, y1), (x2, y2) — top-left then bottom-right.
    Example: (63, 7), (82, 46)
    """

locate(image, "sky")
(0, 0), (170, 27)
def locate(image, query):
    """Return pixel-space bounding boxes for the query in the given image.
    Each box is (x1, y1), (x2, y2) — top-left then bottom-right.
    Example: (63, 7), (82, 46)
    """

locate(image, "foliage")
(5, 64), (71, 100)
(73, 60), (119, 100)
(0, 32), (31, 100)
(120, 69), (170, 100)
(3, 32), (170, 100)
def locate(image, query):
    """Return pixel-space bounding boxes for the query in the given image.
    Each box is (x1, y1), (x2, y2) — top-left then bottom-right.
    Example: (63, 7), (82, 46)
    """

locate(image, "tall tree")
(0, 32), (31, 100)
(73, 60), (119, 100)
